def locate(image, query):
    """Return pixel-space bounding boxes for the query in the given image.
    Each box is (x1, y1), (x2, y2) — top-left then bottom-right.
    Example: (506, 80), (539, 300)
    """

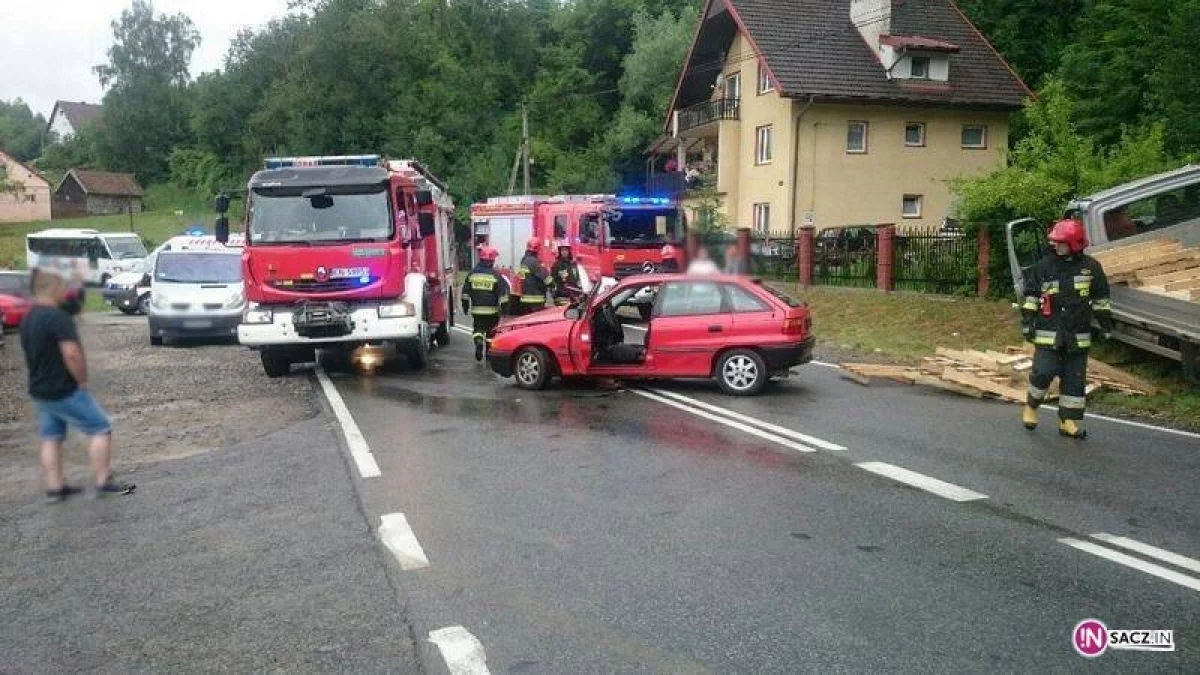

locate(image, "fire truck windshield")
(604, 208), (683, 247)
(249, 184), (392, 245)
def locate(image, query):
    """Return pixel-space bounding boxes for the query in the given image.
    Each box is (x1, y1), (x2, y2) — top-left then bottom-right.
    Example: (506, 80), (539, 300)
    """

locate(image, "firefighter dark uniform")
(1020, 219), (1113, 438)
(461, 250), (509, 362)
(550, 247), (581, 305)
(516, 243), (553, 315)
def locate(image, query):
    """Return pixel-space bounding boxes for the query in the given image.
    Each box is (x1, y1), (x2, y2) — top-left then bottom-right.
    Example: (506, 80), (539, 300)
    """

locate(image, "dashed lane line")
(1060, 538), (1200, 593)
(379, 513), (431, 570)
(648, 388), (847, 451)
(315, 366), (381, 479)
(1091, 533), (1200, 575)
(855, 461), (989, 502)
(631, 389), (819, 453)
(428, 626), (490, 674)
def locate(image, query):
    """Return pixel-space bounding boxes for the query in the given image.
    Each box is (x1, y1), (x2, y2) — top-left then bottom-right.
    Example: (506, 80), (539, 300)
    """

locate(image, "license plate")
(183, 320), (212, 329)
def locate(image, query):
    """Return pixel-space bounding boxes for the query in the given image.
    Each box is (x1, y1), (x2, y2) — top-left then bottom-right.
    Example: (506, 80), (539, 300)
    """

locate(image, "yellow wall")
(704, 32), (1011, 233)
(0, 152), (52, 224)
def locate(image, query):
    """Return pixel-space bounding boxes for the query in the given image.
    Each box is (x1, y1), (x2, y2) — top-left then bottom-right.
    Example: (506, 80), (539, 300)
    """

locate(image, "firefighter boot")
(1058, 419), (1087, 439)
(1022, 405), (1038, 430)
(473, 335), (485, 362)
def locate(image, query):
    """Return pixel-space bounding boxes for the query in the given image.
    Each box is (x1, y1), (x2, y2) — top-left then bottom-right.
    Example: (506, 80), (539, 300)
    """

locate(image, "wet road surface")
(323, 317), (1199, 672)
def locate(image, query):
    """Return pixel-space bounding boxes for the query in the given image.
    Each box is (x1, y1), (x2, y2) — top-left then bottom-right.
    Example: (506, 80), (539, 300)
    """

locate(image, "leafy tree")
(956, 0), (1083, 88)
(0, 99), (49, 161)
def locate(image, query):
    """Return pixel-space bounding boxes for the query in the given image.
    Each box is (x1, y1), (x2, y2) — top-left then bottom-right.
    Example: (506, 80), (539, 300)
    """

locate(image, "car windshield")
(249, 184), (392, 245)
(104, 237), (148, 259)
(604, 208), (683, 247)
(155, 253), (242, 284)
(0, 273), (30, 296)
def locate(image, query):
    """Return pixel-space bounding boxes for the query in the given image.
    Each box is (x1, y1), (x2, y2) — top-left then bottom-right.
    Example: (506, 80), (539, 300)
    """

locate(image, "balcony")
(677, 98), (740, 136)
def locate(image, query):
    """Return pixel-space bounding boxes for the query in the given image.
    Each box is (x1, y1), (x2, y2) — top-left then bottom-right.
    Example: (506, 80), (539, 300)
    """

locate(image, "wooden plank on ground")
(940, 367), (1028, 402)
(839, 368), (872, 386)
(934, 347), (1012, 373)
(913, 375), (985, 398)
(1164, 276), (1200, 292)
(1086, 360), (1158, 395)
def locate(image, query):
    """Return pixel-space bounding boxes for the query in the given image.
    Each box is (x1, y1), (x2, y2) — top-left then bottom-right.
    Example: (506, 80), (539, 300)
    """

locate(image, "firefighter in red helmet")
(550, 242), (581, 306)
(1019, 217), (1113, 438)
(515, 236), (553, 315)
(461, 245), (509, 362)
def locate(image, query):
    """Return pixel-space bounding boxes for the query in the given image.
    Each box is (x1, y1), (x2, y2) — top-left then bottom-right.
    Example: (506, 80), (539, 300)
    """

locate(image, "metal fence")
(750, 230), (797, 281)
(893, 227), (976, 295)
(813, 226), (877, 288)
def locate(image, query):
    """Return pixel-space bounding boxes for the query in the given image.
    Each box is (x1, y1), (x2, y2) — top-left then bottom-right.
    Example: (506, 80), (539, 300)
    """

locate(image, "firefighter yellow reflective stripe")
(468, 274), (498, 291)
(1022, 296), (1039, 311)
(520, 295), (546, 304)
(1027, 384), (1049, 400)
(1059, 395), (1086, 410)
(1073, 275), (1092, 296)
(1041, 280), (1060, 295)
(470, 306), (499, 316)
(1075, 333), (1092, 348)
(1034, 330), (1057, 346)
(1092, 298), (1112, 311)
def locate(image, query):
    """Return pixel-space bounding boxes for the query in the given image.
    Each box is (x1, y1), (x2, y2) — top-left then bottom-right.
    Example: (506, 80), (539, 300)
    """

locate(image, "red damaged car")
(487, 274), (814, 395)
(0, 271), (32, 330)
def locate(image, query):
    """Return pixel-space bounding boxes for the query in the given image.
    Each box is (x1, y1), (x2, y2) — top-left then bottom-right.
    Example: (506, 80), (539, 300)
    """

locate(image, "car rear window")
(755, 281), (805, 307)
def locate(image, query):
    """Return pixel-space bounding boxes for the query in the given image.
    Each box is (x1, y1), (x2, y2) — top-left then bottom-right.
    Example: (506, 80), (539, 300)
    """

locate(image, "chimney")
(851, 0), (892, 55)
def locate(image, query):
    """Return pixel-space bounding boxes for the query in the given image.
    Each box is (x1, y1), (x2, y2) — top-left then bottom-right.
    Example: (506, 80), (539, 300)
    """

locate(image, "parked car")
(487, 273), (815, 395)
(0, 271), (32, 330)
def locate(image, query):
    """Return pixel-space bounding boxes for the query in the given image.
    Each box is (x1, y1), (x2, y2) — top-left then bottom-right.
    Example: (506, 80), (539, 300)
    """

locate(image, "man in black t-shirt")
(20, 268), (134, 502)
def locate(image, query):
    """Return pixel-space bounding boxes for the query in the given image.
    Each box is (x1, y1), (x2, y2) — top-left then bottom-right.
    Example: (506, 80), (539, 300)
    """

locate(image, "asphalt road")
(325, 317), (1199, 672)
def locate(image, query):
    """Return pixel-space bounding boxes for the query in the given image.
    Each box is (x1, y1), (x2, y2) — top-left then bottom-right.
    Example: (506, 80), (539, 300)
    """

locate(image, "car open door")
(1005, 218), (1048, 297)
(566, 300), (593, 374)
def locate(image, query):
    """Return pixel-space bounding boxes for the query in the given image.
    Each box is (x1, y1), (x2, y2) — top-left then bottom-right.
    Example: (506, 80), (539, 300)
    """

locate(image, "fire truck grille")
(614, 262), (658, 279)
(268, 277), (375, 293)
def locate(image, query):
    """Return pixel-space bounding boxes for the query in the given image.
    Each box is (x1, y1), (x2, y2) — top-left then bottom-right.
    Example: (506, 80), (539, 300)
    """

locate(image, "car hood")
(497, 305), (572, 330)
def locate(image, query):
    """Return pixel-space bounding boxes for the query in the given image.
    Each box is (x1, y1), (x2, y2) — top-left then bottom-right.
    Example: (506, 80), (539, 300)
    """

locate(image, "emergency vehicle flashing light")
(618, 196), (672, 205)
(264, 155), (382, 169)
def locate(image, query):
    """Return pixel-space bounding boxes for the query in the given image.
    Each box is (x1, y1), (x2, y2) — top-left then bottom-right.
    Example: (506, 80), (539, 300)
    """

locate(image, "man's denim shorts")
(32, 390), (112, 441)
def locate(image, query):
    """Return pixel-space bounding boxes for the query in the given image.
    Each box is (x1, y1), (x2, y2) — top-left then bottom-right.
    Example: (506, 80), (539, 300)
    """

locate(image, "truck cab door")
(1005, 218), (1048, 296)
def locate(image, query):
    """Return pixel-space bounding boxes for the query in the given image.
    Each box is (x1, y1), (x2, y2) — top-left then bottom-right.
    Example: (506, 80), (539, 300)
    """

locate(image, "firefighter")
(515, 237), (553, 315)
(1020, 218), (1113, 438)
(550, 242), (581, 305)
(460, 246), (509, 362)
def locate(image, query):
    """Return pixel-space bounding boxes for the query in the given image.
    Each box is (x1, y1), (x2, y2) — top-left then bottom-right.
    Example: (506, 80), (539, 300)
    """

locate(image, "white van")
(147, 235), (245, 345)
(26, 229), (148, 285)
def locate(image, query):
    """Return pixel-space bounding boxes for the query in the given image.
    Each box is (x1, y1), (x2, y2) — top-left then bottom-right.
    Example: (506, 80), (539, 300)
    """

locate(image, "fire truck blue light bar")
(618, 196), (672, 205)
(264, 155), (381, 169)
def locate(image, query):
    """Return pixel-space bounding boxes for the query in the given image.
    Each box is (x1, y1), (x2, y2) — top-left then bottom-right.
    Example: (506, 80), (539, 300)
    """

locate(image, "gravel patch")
(0, 313), (318, 491)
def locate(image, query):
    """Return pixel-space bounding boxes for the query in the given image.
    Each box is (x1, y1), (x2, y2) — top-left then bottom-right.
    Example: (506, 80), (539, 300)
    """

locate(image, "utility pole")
(521, 104), (531, 196)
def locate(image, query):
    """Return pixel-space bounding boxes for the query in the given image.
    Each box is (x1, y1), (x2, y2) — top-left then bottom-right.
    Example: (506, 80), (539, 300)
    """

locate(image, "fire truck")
(469, 194), (686, 318)
(217, 155), (457, 377)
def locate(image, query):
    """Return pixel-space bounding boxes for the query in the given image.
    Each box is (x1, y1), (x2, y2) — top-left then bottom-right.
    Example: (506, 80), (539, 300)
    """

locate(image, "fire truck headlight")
(377, 301), (415, 318)
(243, 306), (273, 324)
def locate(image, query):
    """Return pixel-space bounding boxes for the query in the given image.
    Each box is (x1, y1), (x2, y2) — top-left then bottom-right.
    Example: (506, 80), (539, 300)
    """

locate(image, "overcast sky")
(0, 0), (292, 119)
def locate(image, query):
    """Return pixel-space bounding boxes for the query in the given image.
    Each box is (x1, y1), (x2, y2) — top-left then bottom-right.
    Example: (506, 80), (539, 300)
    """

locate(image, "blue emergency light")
(185, 227), (206, 236)
(618, 196), (672, 206)
(264, 155), (382, 169)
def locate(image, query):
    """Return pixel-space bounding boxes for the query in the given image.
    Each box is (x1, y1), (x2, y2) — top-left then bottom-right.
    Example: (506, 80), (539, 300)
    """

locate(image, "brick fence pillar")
(977, 226), (991, 297)
(736, 227), (751, 274)
(875, 223), (895, 292)
(798, 224), (815, 286)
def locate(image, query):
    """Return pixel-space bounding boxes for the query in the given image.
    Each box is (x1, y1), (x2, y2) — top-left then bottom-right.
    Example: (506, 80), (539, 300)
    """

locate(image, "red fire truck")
(217, 155), (457, 377)
(469, 194), (686, 318)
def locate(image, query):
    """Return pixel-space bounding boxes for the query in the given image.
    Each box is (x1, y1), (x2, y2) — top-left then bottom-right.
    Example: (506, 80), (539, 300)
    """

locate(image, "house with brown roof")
(657, 0), (1031, 232)
(46, 101), (104, 140)
(54, 169), (144, 217)
(0, 150), (52, 224)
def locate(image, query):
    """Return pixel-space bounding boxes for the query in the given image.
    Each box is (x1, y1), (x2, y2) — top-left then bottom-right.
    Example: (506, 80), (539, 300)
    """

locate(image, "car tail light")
(783, 315), (809, 335)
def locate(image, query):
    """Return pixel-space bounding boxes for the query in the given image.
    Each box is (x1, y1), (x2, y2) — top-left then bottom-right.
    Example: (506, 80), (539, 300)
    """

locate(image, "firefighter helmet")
(660, 244), (678, 260)
(526, 236), (543, 252)
(478, 246), (499, 262)
(1047, 218), (1088, 254)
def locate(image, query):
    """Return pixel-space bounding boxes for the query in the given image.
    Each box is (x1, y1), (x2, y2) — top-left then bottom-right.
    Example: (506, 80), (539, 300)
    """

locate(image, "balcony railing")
(677, 98), (740, 133)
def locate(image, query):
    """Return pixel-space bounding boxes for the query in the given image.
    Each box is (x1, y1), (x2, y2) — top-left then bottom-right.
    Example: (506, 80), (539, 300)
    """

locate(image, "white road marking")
(632, 390), (818, 453)
(1039, 405), (1200, 441)
(315, 366), (381, 479)
(1091, 533), (1200, 575)
(649, 388), (847, 451)
(378, 513), (430, 570)
(811, 359), (838, 368)
(855, 462), (989, 502)
(428, 626), (490, 674)
(1060, 538), (1200, 593)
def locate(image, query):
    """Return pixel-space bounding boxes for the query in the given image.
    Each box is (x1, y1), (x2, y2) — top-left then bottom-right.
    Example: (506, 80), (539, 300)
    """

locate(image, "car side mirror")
(215, 215), (230, 244)
(415, 190), (433, 206)
(214, 192), (231, 214)
(564, 307), (581, 320)
(418, 212), (436, 237)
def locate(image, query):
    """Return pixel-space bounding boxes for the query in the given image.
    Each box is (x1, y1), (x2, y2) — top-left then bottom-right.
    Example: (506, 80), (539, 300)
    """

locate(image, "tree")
(93, 0), (200, 184)
(0, 99), (49, 161)
(956, 0), (1083, 88)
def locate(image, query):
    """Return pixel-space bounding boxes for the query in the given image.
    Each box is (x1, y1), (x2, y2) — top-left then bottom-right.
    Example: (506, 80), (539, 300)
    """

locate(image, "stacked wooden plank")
(1091, 238), (1200, 302)
(840, 346), (1156, 402)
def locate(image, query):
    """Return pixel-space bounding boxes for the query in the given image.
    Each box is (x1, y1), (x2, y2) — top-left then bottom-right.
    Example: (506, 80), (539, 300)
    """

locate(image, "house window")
(962, 125), (988, 149)
(757, 62), (773, 94)
(910, 56), (930, 79)
(905, 122), (926, 147)
(755, 125), (773, 164)
(753, 203), (771, 234)
(847, 121), (868, 153)
(24, 193), (36, 203)
(724, 72), (740, 101)
(902, 195), (923, 219)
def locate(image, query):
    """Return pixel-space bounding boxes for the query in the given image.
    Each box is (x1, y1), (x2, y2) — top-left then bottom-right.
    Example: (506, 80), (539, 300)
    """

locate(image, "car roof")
(617, 273), (759, 285)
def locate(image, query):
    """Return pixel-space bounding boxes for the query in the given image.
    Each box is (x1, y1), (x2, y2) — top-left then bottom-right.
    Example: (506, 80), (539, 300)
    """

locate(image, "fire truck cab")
(221, 155), (457, 377)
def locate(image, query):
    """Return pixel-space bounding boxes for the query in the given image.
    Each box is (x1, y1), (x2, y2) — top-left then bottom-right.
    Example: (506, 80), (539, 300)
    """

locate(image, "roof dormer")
(878, 35), (959, 81)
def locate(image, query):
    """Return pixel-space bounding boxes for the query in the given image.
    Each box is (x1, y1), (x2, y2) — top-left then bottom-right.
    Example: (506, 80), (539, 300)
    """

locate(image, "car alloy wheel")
(516, 351), (541, 387)
(721, 353), (760, 392)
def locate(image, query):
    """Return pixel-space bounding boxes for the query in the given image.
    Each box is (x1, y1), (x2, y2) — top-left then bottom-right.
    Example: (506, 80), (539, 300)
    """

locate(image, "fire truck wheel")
(434, 320), (451, 347)
(406, 331), (430, 370)
(260, 349), (291, 378)
(513, 346), (553, 390)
